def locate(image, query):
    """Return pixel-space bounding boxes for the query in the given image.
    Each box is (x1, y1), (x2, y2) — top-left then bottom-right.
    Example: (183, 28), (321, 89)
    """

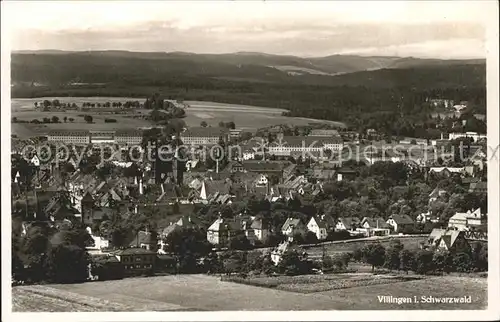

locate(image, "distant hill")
(10, 50), (485, 86)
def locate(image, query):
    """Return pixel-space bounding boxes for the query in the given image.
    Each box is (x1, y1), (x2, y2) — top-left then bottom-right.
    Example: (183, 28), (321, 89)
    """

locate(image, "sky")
(4, 1), (493, 59)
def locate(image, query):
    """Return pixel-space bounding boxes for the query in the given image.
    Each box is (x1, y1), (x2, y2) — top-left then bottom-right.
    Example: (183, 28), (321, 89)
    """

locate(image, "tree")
(362, 243), (386, 272)
(432, 251), (445, 274)
(51, 116), (60, 123)
(12, 117), (18, 123)
(229, 234), (252, 251)
(69, 118), (74, 123)
(218, 121), (225, 128)
(63, 116), (68, 123)
(46, 244), (89, 283)
(414, 250), (434, 274)
(384, 240), (404, 271)
(84, 115), (93, 123)
(304, 231), (319, 244)
(452, 252), (473, 273)
(200, 121), (208, 127)
(277, 250), (313, 276)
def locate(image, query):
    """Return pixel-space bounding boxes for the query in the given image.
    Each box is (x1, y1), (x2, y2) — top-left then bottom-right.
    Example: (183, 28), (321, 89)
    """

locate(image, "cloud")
(7, 1), (489, 58)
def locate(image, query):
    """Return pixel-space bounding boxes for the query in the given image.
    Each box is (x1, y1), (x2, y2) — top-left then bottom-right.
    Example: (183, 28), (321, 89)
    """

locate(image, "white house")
(448, 208), (486, 231)
(248, 218), (270, 243)
(271, 242), (290, 265)
(242, 150), (256, 161)
(335, 217), (360, 232)
(256, 174), (268, 186)
(281, 218), (306, 241)
(307, 216), (331, 240)
(30, 155), (40, 167)
(386, 215), (414, 233)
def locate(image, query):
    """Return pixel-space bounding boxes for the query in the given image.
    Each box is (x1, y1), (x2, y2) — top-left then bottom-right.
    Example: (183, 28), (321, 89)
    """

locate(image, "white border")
(2, 1), (499, 321)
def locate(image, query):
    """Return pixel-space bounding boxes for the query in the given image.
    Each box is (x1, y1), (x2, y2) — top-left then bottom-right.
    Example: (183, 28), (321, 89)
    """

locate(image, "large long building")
(47, 130), (90, 145)
(268, 135), (343, 156)
(47, 129), (143, 145)
(180, 127), (229, 146)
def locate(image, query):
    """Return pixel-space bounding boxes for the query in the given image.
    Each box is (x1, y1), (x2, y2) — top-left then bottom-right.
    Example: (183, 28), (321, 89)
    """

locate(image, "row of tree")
(353, 240), (488, 274)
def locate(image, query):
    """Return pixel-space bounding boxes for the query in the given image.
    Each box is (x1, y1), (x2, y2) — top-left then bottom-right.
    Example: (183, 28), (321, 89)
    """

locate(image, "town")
(7, 1), (494, 313)
(11, 94), (488, 290)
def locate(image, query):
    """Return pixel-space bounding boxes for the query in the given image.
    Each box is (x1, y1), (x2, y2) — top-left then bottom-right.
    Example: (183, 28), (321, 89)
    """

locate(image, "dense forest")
(11, 52), (486, 134)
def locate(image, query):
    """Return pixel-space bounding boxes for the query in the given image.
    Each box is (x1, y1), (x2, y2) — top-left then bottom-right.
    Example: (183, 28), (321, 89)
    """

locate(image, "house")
(448, 132), (486, 142)
(428, 187), (447, 203)
(90, 130), (116, 144)
(359, 217), (391, 237)
(386, 214), (414, 233)
(335, 167), (358, 181)
(85, 227), (110, 251)
(48, 130), (91, 145)
(427, 229), (471, 253)
(223, 160), (245, 173)
(115, 129), (143, 145)
(468, 181), (487, 194)
(281, 218), (307, 242)
(416, 211), (440, 224)
(129, 230), (159, 252)
(335, 217), (360, 232)
(247, 218), (270, 244)
(270, 241), (304, 265)
(429, 167), (465, 176)
(112, 248), (156, 277)
(307, 215), (334, 240)
(206, 216), (244, 247)
(181, 126), (229, 146)
(271, 241), (290, 265)
(268, 135), (343, 156)
(448, 208), (487, 231)
(309, 129), (340, 137)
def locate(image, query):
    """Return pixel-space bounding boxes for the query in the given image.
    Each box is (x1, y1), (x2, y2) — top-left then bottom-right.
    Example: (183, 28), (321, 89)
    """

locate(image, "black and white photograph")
(1, 0), (499, 320)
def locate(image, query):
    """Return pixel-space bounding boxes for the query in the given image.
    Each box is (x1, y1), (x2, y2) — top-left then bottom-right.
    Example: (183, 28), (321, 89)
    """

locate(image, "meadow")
(10, 97), (346, 138)
(12, 274), (486, 311)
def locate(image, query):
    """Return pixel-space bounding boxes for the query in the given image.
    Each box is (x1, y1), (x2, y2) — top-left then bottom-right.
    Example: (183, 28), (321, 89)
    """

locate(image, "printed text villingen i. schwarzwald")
(378, 295), (472, 305)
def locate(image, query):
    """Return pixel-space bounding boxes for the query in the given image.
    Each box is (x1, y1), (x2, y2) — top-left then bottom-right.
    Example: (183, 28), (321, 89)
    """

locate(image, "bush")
(104, 118), (117, 123)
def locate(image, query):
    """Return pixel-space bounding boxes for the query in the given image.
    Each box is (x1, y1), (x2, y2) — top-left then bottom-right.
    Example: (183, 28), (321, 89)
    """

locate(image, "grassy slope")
(13, 274), (486, 311)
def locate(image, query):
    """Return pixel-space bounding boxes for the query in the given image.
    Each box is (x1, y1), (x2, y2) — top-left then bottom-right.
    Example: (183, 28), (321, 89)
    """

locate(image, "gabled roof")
(242, 160), (291, 173)
(469, 181), (487, 192)
(388, 214), (414, 225)
(208, 217), (243, 232)
(281, 218), (303, 232)
(181, 126), (229, 138)
(361, 217), (390, 228)
(129, 230), (156, 247)
(113, 247), (157, 256)
(337, 217), (360, 228)
(440, 230), (464, 249)
(250, 218), (269, 230)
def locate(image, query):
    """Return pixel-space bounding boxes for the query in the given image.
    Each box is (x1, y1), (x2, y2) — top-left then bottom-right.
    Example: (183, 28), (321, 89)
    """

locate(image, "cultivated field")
(10, 97), (346, 138)
(12, 274), (486, 311)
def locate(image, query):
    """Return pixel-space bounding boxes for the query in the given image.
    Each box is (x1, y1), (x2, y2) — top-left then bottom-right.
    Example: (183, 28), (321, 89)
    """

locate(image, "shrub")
(104, 118), (117, 123)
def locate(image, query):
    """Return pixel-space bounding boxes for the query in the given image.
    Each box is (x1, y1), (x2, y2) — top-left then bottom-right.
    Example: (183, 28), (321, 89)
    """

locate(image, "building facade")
(181, 127), (229, 146)
(115, 129), (143, 145)
(47, 130), (90, 145)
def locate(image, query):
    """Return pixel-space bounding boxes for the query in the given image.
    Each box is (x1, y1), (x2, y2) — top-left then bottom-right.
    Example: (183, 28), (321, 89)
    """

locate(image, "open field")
(11, 98), (346, 138)
(223, 273), (424, 293)
(13, 274), (486, 311)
